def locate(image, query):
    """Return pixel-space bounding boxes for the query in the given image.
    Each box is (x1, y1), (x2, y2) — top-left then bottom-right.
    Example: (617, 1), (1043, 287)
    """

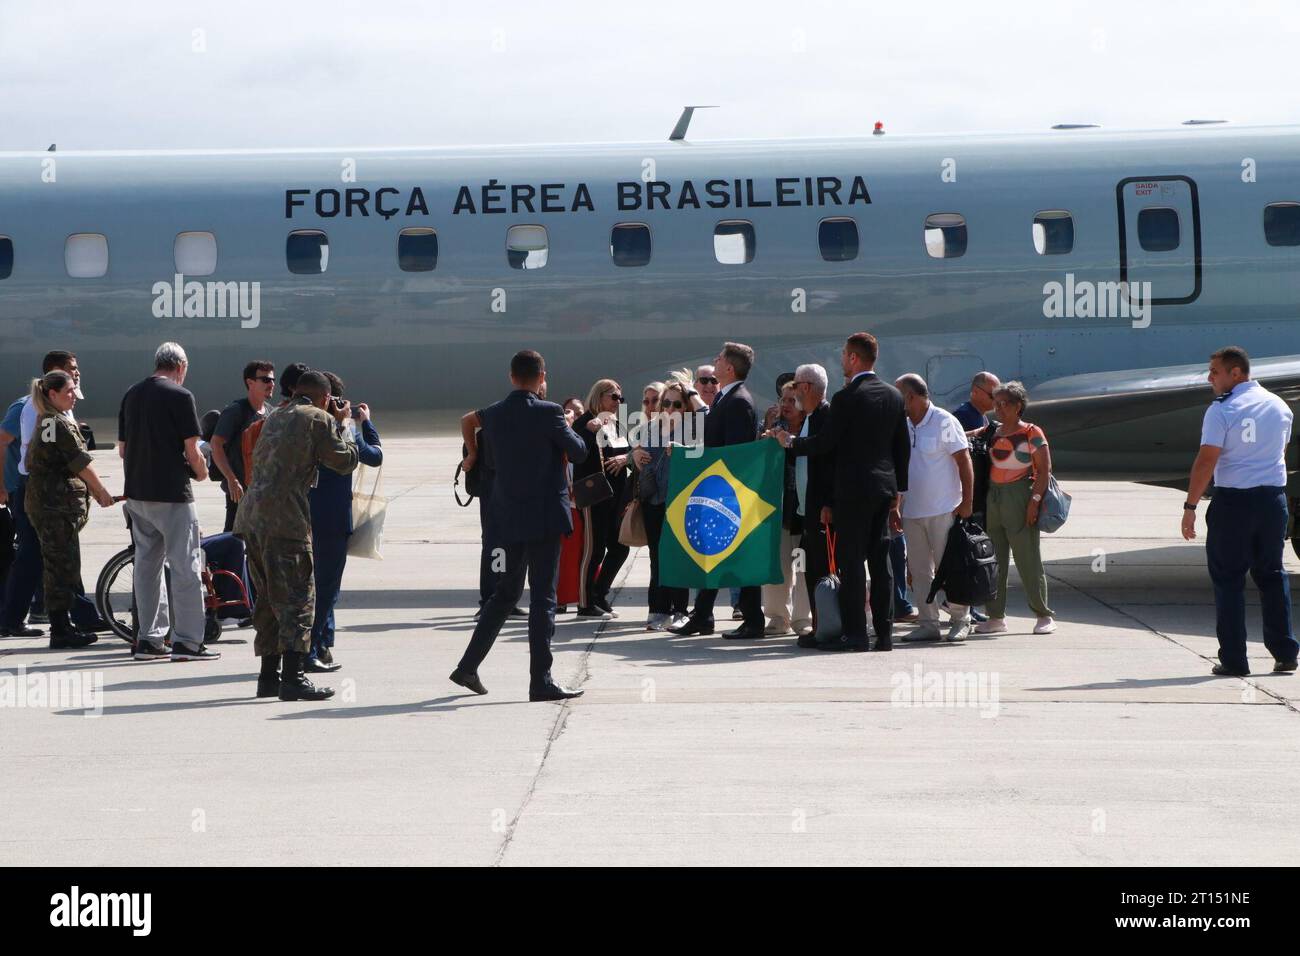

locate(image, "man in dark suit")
(788, 363), (835, 648)
(450, 350), (589, 701)
(777, 333), (910, 652)
(669, 342), (767, 640)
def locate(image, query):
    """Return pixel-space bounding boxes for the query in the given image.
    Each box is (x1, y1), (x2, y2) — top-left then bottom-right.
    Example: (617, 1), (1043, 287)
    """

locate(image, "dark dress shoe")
(723, 624), (764, 640)
(529, 679), (584, 702)
(256, 676), (280, 698)
(237, 616), (254, 628)
(50, 630), (98, 649)
(1211, 663), (1249, 677)
(318, 647), (335, 664)
(449, 669), (488, 695)
(796, 633), (820, 649)
(593, 597), (618, 617)
(668, 616), (714, 636)
(819, 636), (869, 652)
(1274, 659), (1298, 673)
(873, 636), (893, 652)
(2, 625), (43, 638)
(304, 658), (342, 673)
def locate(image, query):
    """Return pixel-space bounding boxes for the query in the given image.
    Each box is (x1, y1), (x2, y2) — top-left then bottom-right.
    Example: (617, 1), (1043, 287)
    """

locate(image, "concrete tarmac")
(1, 435), (1297, 866)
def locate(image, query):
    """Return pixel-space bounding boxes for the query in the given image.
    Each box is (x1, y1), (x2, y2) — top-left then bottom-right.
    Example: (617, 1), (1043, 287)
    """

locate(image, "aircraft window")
(287, 230), (329, 274)
(611, 223), (652, 267)
(65, 233), (109, 278)
(1137, 208), (1180, 252)
(714, 220), (755, 264)
(1263, 202), (1300, 247)
(819, 218), (859, 262)
(924, 214), (967, 258)
(1032, 211), (1074, 255)
(506, 225), (548, 270)
(0, 237), (12, 280)
(174, 232), (217, 275)
(398, 228), (439, 272)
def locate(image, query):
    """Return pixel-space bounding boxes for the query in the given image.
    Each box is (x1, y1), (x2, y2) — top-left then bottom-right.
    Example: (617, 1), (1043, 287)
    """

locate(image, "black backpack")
(926, 518), (998, 608)
(454, 432), (491, 507)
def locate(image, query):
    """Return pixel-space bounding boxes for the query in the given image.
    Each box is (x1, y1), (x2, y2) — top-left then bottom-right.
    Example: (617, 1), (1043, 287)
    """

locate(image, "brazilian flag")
(659, 440), (785, 589)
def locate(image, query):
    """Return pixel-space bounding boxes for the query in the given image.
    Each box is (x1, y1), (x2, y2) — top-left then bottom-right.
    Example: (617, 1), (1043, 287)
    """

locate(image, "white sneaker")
(974, 618), (1008, 635)
(902, 622), (942, 642)
(764, 619), (793, 636)
(1033, 616), (1056, 634)
(945, 622), (970, 643)
(645, 613), (671, 631)
(670, 614), (692, 630)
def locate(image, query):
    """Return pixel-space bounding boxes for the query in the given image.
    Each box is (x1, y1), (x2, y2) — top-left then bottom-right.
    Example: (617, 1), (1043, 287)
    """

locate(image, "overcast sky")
(2, 0), (1296, 151)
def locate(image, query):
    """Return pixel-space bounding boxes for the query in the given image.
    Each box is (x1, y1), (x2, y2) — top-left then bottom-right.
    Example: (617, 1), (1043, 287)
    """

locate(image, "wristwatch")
(1183, 502), (1197, 511)
(1030, 493), (1042, 502)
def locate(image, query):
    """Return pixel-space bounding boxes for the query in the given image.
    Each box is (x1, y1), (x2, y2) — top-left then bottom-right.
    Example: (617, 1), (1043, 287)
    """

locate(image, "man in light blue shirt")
(1182, 345), (1298, 676)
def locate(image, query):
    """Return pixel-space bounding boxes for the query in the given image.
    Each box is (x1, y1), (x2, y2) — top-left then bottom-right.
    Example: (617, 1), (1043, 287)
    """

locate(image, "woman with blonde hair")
(23, 370), (116, 648)
(572, 378), (631, 617)
(632, 371), (702, 629)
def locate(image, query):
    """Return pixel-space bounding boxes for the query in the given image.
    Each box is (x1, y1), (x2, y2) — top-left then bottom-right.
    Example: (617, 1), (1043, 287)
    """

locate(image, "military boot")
(48, 610), (97, 650)
(278, 651), (334, 702)
(256, 654), (281, 698)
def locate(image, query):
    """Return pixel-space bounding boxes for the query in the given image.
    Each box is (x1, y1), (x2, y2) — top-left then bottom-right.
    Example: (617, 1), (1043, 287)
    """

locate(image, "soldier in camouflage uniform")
(24, 371), (117, 649)
(235, 370), (358, 701)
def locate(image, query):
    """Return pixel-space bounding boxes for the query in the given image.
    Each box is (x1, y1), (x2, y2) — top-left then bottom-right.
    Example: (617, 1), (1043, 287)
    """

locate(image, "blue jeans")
(1206, 486), (1299, 673)
(2, 480), (44, 628)
(310, 532), (349, 657)
(890, 533), (914, 615)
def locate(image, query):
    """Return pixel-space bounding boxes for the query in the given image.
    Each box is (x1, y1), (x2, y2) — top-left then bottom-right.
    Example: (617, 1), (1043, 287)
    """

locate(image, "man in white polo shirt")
(895, 374), (974, 642)
(1182, 346), (1298, 677)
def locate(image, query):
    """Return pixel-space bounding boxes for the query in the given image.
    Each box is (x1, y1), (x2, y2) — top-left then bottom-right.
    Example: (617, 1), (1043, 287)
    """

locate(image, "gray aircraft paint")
(1, 125), (1297, 483)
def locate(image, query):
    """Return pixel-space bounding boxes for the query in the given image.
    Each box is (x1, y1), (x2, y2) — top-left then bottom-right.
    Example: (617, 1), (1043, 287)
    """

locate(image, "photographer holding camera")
(305, 371), (383, 672)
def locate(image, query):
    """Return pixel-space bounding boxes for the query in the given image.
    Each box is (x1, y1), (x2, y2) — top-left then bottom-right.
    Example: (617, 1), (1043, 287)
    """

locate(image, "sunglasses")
(610, 393), (623, 403)
(697, 377), (718, 385)
(254, 376), (276, 384)
(660, 400), (684, 409)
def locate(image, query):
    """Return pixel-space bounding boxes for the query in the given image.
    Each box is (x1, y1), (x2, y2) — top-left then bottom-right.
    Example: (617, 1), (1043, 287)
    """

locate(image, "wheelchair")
(94, 510), (253, 645)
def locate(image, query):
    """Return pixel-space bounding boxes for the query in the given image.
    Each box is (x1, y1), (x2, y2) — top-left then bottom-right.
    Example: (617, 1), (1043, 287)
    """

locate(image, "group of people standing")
(453, 334), (1065, 702)
(0, 342), (383, 703)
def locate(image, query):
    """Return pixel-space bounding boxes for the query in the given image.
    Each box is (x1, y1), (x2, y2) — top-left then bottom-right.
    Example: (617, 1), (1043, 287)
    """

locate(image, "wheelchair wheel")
(204, 613), (222, 643)
(95, 546), (139, 643)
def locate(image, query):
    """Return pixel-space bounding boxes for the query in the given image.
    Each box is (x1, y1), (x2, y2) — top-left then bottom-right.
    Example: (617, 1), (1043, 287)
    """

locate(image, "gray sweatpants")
(125, 500), (206, 649)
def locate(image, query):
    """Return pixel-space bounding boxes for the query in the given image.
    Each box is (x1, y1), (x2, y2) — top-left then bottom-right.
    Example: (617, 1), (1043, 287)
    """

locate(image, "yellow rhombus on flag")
(660, 441), (784, 588)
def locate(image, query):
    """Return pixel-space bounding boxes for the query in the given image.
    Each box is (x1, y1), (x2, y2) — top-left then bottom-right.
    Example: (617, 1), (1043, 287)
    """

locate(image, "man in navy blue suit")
(450, 350), (589, 702)
(305, 371), (384, 673)
(668, 342), (767, 640)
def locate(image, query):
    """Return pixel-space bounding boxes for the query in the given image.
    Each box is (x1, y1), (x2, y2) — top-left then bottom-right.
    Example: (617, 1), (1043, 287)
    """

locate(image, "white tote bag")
(348, 464), (387, 560)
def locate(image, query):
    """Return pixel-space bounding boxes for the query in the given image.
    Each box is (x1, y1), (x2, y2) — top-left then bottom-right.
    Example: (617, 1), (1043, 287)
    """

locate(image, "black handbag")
(574, 432), (614, 510)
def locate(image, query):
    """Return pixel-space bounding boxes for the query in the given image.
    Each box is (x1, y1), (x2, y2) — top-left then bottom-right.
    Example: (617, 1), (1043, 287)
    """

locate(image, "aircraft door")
(1116, 175), (1201, 305)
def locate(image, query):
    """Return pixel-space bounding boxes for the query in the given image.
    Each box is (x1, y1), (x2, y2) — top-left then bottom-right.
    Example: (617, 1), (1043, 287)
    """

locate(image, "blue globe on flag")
(684, 475), (742, 556)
